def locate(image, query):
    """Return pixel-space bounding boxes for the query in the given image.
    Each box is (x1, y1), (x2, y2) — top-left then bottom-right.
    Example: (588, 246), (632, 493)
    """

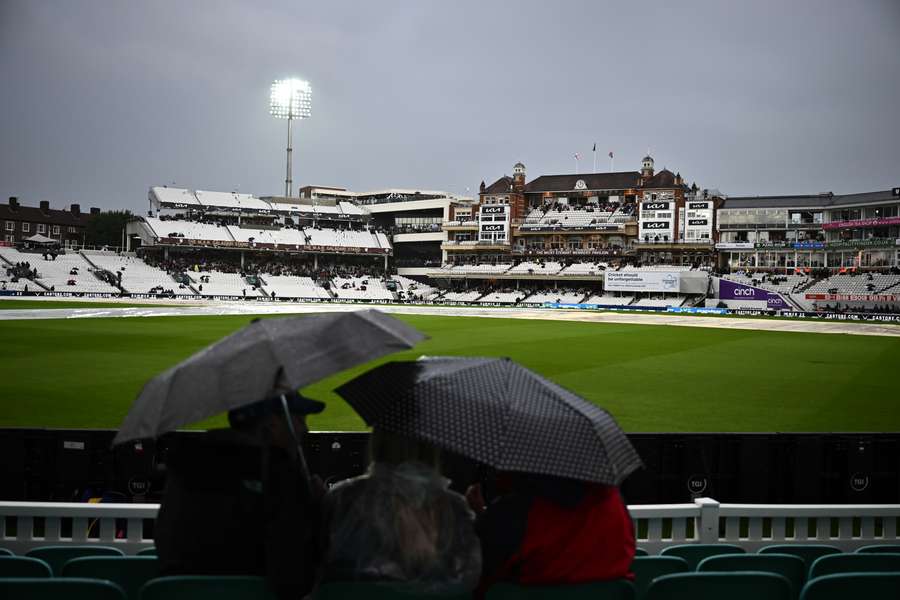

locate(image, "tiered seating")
(144, 218), (234, 243)
(559, 262), (607, 276)
(447, 264), (512, 275)
(520, 205), (618, 230)
(330, 277), (394, 301)
(621, 265), (695, 272)
(195, 272), (260, 297)
(440, 290), (483, 302)
(508, 262), (563, 275)
(83, 253), (183, 294)
(524, 289), (586, 304)
(194, 190), (272, 212)
(393, 276), (438, 300)
(476, 291), (522, 304)
(303, 228), (383, 250)
(724, 273), (810, 294)
(0, 249), (118, 293)
(633, 296), (686, 308)
(805, 274), (900, 295)
(584, 294), (634, 306)
(259, 275), (330, 299)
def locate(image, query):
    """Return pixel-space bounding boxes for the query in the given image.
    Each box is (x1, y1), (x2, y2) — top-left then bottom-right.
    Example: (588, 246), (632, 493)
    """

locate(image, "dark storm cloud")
(1, 0), (898, 212)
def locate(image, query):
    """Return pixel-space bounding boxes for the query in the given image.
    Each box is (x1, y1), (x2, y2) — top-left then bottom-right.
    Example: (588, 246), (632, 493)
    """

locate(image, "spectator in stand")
(320, 430), (481, 593)
(155, 390), (326, 600)
(467, 472), (634, 597)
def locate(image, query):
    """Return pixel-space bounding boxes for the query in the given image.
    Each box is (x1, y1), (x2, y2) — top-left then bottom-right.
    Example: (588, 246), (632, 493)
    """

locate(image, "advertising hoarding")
(604, 271), (681, 292)
(718, 278), (789, 309)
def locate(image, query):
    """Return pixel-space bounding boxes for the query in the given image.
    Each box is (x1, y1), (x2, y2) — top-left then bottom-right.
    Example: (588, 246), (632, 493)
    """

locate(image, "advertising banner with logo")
(478, 204), (510, 243)
(823, 216), (900, 230)
(716, 242), (754, 250)
(805, 293), (898, 302)
(604, 271), (681, 292)
(718, 278), (789, 309)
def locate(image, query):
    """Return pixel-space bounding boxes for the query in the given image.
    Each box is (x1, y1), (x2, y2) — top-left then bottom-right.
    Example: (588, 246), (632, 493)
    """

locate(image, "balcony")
(442, 220), (478, 231)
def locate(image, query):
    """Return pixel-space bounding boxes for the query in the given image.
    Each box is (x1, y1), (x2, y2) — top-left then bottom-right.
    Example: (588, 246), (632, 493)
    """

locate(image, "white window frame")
(37, 223), (46, 234)
(5, 221), (13, 232)
(52, 225), (60, 235)
(21, 222), (30, 233)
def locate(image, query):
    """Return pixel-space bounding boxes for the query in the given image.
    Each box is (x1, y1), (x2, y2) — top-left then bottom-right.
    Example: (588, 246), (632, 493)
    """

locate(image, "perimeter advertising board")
(718, 278), (789, 309)
(604, 271), (681, 292)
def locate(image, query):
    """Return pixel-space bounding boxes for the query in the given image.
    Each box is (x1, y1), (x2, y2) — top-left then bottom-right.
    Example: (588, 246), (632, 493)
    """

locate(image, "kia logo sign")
(688, 219), (708, 226)
(481, 224), (504, 232)
(642, 202), (670, 210)
(893, 187), (900, 197)
(689, 202), (709, 209)
(642, 221), (668, 230)
(481, 205), (505, 214)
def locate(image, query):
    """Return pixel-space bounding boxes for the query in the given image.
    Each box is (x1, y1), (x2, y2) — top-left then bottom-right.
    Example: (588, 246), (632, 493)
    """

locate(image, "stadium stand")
(144, 217), (235, 243)
(507, 261), (564, 275)
(583, 293), (634, 306)
(194, 271), (260, 297)
(558, 261), (607, 276)
(723, 273), (810, 295)
(633, 296), (687, 308)
(523, 289), (587, 304)
(476, 291), (522, 304)
(258, 275), (330, 299)
(440, 290), (483, 302)
(804, 273), (900, 295)
(330, 276), (394, 301)
(0, 248), (119, 293)
(83, 252), (184, 295)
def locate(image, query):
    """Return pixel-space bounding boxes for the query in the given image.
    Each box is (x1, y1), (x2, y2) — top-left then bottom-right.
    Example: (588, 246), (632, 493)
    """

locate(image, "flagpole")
(592, 145), (597, 173)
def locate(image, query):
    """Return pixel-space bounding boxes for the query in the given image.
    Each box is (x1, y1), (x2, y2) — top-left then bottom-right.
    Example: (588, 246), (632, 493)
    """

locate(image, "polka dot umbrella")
(335, 356), (642, 485)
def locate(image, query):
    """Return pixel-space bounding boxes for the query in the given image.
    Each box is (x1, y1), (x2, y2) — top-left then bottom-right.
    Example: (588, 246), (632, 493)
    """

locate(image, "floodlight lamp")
(270, 78), (312, 119)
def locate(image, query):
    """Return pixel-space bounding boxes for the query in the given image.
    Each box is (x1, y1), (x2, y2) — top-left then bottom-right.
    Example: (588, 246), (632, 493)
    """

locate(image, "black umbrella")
(114, 310), (426, 445)
(335, 356), (642, 485)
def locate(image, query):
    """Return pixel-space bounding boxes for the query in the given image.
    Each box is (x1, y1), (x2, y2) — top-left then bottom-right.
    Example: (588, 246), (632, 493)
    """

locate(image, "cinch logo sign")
(642, 202), (670, 210)
(481, 205), (506, 214)
(688, 219), (708, 226)
(688, 202), (709, 209)
(642, 221), (669, 230)
(481, 224), (504, 232)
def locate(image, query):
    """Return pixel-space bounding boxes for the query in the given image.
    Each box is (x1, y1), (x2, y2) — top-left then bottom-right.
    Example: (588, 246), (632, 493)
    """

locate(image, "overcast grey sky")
(1, 0), (898, 212)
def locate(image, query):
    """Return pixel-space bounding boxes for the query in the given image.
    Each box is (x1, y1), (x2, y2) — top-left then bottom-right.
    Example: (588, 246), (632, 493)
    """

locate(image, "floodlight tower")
(270, 78), (312, 197)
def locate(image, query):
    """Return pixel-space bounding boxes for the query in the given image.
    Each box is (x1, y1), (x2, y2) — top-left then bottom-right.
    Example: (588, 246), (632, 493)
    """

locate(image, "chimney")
(8, 197), (18, 207)
(40, 200), (50, 212)
(90, 207), (101, 215)
(70, 204), (81, 215)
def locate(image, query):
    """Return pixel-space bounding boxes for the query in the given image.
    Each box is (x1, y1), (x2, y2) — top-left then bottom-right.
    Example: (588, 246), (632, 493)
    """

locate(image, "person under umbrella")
(335, 355), (642, 595)
(115, 310), (426, 600)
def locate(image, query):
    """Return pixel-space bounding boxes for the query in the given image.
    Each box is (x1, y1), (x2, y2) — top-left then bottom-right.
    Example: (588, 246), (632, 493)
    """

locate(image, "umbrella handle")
(280, 394), (313, 500)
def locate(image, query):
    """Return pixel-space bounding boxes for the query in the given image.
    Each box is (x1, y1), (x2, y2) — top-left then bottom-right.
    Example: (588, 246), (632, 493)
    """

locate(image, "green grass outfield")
(2, 313), (898, 432)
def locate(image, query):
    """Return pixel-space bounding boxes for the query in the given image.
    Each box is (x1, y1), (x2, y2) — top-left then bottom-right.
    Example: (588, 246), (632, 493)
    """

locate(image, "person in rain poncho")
(320, 429), (482, 593)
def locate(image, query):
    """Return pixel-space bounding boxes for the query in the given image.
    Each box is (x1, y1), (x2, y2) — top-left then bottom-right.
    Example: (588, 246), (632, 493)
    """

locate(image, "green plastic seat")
(855, 544), (900, 554)
(0, 556), (53, 578)
(799, 572), (900, 600)
(645, 572), (792, 600)
(659, 544), (745, 570)
(0, 577), (127, 600)
(698, 553), (806, 599)
(136, 547), (158, 556)
(808, 553), (900, 580)
(0, 548), (13, 556)
(316, 581), (473, 600)
(140, 576), (277, 600)
(631, 556), (690, 600)
(634, 547), (649, 557)
(486, 580), (634, 600)
(759, 545), (842, 571)
(63, 556), (159, 600)
(25, 544), (125, 576)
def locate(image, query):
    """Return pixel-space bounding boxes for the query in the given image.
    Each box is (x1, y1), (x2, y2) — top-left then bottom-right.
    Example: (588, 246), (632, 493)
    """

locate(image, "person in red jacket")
(466, 471), (635, 597)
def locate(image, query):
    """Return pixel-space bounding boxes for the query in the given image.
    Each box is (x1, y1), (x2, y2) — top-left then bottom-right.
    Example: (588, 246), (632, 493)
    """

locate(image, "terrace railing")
(2, 498), (898, 556)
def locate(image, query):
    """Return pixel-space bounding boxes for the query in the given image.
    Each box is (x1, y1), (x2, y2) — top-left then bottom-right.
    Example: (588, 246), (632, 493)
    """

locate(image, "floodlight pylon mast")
(285, 110), (293, 197)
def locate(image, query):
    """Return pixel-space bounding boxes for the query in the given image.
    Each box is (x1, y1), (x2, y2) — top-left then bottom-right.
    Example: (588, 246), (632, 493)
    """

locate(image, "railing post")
(695, 497), (720, 544)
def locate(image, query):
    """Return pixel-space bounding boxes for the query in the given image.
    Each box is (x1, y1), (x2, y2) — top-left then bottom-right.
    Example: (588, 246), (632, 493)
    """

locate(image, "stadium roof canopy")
(722, 189), (898, 209)
(524, 172), (642, 193)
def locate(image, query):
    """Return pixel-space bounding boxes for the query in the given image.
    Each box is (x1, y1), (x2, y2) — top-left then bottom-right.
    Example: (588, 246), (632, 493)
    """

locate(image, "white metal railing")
(1, 498), (898, 555)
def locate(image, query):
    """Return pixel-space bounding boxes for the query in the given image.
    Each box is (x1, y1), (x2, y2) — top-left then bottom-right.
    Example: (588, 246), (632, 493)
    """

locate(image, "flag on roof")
(609, 151), (614, 158)
(574, 153), (581, 160)
(592, 143), (596, 152)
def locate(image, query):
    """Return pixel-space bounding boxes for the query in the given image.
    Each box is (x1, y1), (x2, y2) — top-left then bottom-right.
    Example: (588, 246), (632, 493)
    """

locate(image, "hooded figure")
(320, 430), (481, 593)
(154, 390), (325, 600)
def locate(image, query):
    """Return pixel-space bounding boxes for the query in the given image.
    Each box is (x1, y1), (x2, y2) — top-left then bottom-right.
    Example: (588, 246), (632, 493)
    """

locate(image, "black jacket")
(154, 429), (320, 599)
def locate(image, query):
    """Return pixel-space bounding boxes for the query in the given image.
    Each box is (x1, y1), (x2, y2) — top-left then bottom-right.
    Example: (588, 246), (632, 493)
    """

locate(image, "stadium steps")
(0, 252), (49, 291)
(878, 279), (900, 294)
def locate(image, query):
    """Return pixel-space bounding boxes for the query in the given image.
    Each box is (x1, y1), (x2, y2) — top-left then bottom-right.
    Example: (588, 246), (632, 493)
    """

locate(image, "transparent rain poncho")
(321, 461), (482, 592)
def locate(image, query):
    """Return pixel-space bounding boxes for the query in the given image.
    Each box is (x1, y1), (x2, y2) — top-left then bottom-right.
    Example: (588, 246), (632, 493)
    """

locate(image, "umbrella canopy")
(114, 310), (426, 445)
(335, 356), (642, 486)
